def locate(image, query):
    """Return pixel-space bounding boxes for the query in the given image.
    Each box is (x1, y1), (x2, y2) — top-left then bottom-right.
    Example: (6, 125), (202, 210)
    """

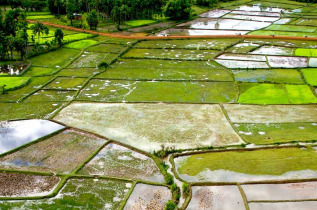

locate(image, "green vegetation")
(87, 43), (126, 53)
(295, 48), (317, 57)
(44, 77), (87, 90)
(64, 39), (98, 49)
(286, 85), (317, 104)
(26, 15), (54, 20)
(135, 39), (241, 50)
(25, 89), (77, 102)
(0, 102), (64, 121)
(302, 68), (317, 86)
(123, 48), (219, 60)
(30, 48), (80, 68)
(238, 83), (289, 104)
(177, 147), (317, 176)
(77, 79), (237, 103)
(264, 25), (317, 33)
(236, 123), (317, 144)
(249, 30), (317, 37)
(0, 77), (30, 91)
(124, 19), (157, 27)
(0, 178), (130, 209)
(97, 59), (232, 81)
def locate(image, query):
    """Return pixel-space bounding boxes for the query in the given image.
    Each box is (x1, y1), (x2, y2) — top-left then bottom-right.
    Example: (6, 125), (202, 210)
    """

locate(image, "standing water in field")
(0, 63), (29, 75)
(0, 120), (64, 154)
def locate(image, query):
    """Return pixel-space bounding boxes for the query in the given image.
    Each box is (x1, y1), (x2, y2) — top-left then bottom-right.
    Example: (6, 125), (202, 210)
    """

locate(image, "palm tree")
(31, 21), (49, 43)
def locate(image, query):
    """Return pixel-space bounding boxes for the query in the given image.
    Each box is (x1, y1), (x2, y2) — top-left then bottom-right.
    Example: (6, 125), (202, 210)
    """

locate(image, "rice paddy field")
(1, 0), (317, 209)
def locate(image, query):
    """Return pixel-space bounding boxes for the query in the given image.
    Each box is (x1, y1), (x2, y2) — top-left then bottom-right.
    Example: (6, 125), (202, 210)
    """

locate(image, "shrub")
(164, 200), (177, 210)
(182, 182), (190, 197)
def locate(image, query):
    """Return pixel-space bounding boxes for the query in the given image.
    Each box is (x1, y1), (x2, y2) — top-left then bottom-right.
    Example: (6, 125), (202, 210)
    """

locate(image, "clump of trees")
(87, 10), (98, 30)
(196, 0), (219, 7)
(164, 0), (191, 20)
(0, 9), (29, 60)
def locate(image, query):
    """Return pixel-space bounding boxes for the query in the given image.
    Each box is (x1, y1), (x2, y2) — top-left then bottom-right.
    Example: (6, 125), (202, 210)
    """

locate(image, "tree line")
(0, 8), (64, 61)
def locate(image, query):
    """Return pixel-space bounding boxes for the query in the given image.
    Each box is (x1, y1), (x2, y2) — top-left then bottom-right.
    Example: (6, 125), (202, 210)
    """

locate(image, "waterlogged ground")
(54, 103), (243, 152)
(0, 0), (317, 209)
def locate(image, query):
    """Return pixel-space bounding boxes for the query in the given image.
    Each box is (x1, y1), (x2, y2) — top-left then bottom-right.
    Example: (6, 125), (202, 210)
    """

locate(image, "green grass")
(233, 69), (304, 84)
(26, 15), (55, 20)
(238, 83), (289, 104)
(24, 67), (57, 76)
(70, 52), (116, 68)
(77, 79), (238, 103)
(235, 123), (317, 144)
(44, 77), (87, 90)
(177, 147), (317, 176)
(56, 68), (103, 77)
(295, 48), (317, 57)
(0, 102), (64, 121)
(0, 178), (130, 209)
(0, 77), (30, 91)
(86, 43), (126, 53)
(124, 19), (157, 27)
(263, 25), (317, 33)
(64, 40), (98, 49)
(286, 84), (317, 104)
(301, 68), (317, 86)
(291, 18), (317, 26)
(249, 30), (317, 37)
(25, 90), (77, 102)
(0, 77), (53, 102)
(31, 48), (81, 68)
(97, 59), (233, 81)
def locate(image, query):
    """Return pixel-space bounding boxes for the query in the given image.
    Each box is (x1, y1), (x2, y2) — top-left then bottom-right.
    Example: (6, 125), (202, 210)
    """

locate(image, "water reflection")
(0, 63), (28, 75)
(0, 120), (64, 154)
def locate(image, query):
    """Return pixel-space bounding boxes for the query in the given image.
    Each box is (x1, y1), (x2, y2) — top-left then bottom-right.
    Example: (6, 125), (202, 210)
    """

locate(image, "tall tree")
(54, 28), (64, 47)
(31, 21), (49, 43)
(164, 0), (191, 20)
(66, 0), (77, 25)
(87, 9), (99, 30)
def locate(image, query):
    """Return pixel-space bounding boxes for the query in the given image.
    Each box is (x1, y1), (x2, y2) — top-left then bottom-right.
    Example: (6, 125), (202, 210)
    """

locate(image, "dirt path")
(29, 20), (317, 41)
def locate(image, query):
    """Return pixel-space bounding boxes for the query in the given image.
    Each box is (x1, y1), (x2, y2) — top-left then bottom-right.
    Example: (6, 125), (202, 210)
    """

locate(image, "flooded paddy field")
(54, 103), (243, 152)
(0, 129), (105, 173)
(1, 0), (317, 208)
(124, 184), (171, 210)
(0, 172), (60, 197)
(187, 186), (245, 210)
(0, 178), (131, 209)
(0, 120), (64, 155)
(79, 143), (165, 183)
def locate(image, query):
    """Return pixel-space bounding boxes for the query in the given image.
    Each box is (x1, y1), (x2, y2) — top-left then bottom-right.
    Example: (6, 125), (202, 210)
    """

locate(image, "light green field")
(124, 19), (157, 27)
(64, 39), (98, 49)
(0, 77), (30, 91)
(301, 68), (317, 86)
(27, 15), (55, 20)
(286, 85), (317, 104)
(295, 48), (317, 57)
(44, 77), (87, 90)
(238, 83), (289, 104)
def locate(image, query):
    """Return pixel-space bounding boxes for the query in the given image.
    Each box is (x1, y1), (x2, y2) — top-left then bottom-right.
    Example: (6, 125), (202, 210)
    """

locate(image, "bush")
(171, 183), (181, 202)
(165, 173), (174, 185)
(182, 182), (190, 197)
(164, 200), (177, 210)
